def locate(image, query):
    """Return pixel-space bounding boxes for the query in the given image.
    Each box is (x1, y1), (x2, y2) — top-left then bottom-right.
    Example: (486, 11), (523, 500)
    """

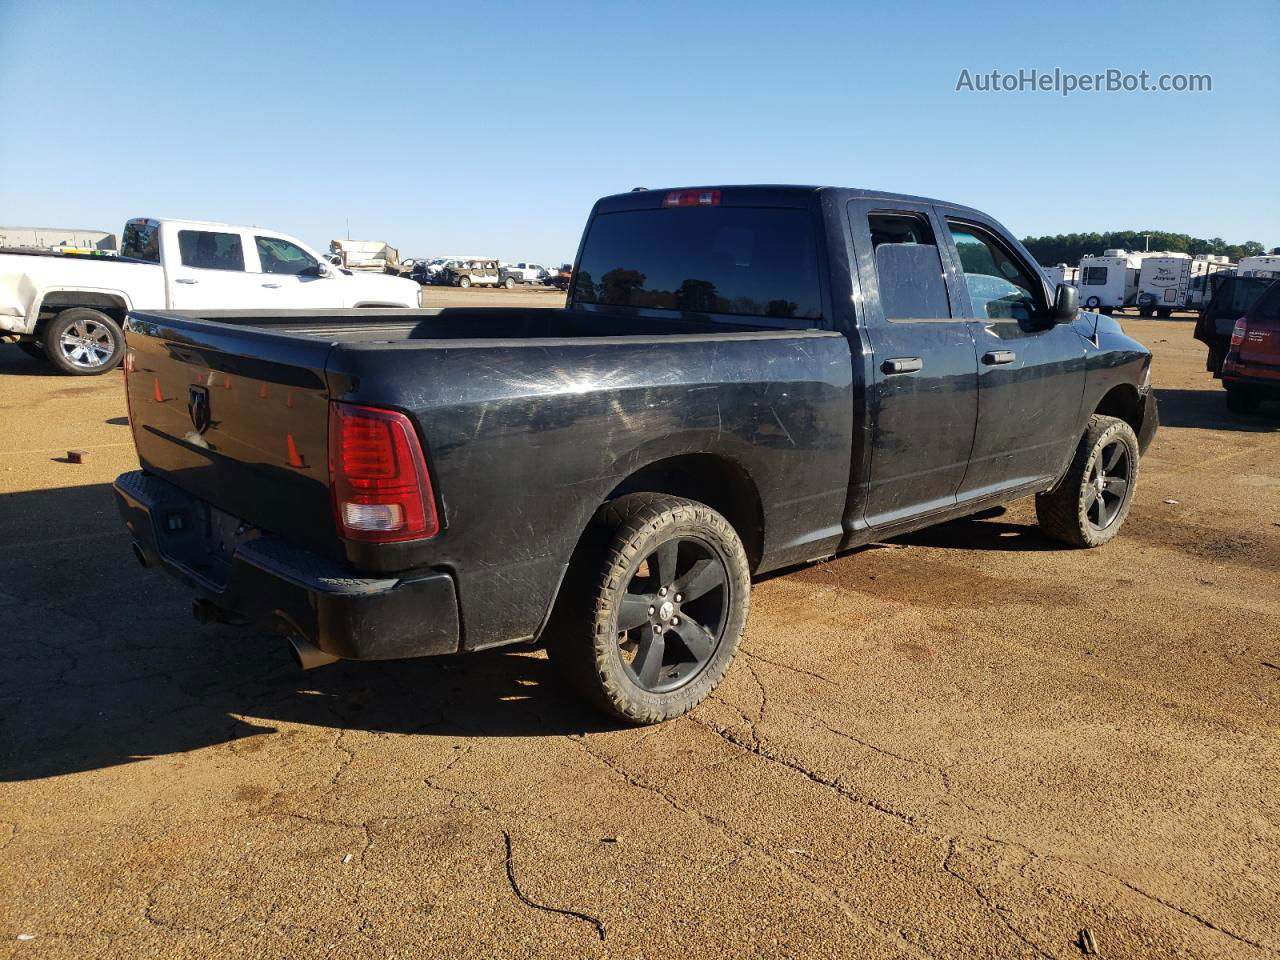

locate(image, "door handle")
(261, 283), (282, 289)
(174, 278), (198, 284)
(882, 357), (923, 375)
(983, 350), (1016, 365)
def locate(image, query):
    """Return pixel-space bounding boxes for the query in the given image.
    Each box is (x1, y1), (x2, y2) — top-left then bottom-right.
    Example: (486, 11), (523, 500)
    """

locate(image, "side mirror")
(306, 262), (333, 279)
(1053, 283), (1078, 323)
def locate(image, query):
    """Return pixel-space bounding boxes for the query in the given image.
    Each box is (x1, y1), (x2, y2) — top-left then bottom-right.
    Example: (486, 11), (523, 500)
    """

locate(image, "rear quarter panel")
(327, 331), (854, 649)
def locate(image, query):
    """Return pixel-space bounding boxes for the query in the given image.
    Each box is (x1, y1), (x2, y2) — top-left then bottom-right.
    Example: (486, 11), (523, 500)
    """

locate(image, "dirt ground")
(1, 302), (1277, 959)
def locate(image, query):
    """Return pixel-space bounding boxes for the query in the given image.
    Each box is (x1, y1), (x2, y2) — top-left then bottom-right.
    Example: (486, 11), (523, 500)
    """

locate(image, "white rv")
(1076, 249), (1146, 314)
(1043, 264), (1078, 288)
(1136, 253), (1233, 317)
(1237, 255), (1280, 280)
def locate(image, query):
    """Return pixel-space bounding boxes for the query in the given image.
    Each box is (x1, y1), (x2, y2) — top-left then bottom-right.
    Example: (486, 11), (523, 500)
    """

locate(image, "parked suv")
(1221, 279), (1280, 414)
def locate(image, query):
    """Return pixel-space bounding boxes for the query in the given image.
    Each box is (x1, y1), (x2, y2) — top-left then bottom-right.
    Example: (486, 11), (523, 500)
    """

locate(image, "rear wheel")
(548, 494), (750, 724)
(1084, 296), (1102, 310)
(1036, 415), (1140, 548)
(1225, 386), (1260, 415)
(44, 308), (124, 375)
(1138, 305), (1154, 317)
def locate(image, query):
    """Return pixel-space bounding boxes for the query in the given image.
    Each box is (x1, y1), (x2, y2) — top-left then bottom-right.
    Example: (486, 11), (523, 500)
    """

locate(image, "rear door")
(165, 227), (266, 308)
(940, 217), (1087, 497)
(847, 199), (979, 528)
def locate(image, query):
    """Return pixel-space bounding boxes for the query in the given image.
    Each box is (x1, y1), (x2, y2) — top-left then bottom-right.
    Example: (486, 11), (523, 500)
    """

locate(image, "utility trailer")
(1136, 254), (1233, 317)
(328, 239), (400, 273)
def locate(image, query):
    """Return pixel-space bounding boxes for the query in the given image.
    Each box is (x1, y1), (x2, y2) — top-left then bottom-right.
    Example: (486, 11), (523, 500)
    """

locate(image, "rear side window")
(573, 207), (822, 324)
(1253, 280), (1280, 319)
(121, 222), (159, 263)
(1082, 267), (1109, 285)
(256, 236), (317, 275)
(178, 230), (245, 271)
(866, 213), (950, 320)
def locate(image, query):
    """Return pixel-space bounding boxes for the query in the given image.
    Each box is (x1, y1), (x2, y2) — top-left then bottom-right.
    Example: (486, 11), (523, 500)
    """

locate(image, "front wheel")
(45, 308), (124, 375)
(1036, 415), (1140, 548)
(458, 276), (471, 288)
(504, 277), (516, 289)
(548, 494), (751, 724)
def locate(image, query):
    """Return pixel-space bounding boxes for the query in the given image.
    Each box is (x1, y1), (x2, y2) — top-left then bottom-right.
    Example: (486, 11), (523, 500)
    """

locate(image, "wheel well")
(36, 292), (128, 334)
(604, 454), (764, 571)
(1094, 383), (1144, 435)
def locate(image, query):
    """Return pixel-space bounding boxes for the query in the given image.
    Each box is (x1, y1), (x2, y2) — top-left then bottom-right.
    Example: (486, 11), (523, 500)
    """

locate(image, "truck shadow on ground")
(1155, 387), (1280, 432)
(0, 483), (622, 783)
(0, 488), (1078, 783)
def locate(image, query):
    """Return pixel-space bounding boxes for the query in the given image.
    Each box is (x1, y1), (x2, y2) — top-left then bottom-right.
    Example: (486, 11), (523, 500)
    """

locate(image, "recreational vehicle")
(1077, 249), (1145, 314)
(1044, 264), (1078, 288)
(1136, 254), (1233, 317)
(1237, 255), (1280, 280)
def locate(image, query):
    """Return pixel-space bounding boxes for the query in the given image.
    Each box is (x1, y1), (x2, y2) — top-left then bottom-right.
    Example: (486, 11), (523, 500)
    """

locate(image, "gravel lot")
(1, 300), (1277, 959)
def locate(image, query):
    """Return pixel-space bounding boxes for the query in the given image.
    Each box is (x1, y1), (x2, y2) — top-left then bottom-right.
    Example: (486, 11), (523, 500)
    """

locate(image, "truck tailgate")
(125, 313), (339, 556)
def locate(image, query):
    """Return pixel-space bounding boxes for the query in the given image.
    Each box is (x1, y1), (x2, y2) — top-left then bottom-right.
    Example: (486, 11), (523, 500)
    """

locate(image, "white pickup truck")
(0, 217), (421, 375)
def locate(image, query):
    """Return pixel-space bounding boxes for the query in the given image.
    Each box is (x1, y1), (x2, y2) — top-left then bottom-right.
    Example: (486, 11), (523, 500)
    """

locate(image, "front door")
(940, 217), (1087, 498)
(252, 235), (338, 307)
(847, 200), (979, 528)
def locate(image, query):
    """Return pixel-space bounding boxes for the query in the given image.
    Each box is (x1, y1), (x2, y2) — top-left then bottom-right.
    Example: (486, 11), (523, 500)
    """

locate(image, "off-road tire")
(547, 493), (750, 724)
(44, 308), (124, 375)
(1225, 387), (1260, 415)
(1036, 415), (1140, 548)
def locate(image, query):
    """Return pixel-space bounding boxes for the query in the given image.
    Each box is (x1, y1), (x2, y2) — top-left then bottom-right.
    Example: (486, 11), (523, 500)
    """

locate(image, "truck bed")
(123, 306), (853, 650)
(157, 306), (814, 343)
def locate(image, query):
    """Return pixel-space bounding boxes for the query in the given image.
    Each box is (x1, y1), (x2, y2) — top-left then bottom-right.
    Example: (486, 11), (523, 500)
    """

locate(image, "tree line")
(1021, 231), (1267, 267)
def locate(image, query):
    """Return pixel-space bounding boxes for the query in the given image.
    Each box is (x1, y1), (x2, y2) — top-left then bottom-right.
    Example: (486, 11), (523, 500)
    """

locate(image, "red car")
(1221, 279), (1280, 414)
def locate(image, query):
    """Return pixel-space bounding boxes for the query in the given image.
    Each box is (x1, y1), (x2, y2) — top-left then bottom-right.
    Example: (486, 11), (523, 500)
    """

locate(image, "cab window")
(947, 223), (1041, 323)
(178, 230), (245, 271)
(256, 236), (318, 275)
(866, 213), (951, 321)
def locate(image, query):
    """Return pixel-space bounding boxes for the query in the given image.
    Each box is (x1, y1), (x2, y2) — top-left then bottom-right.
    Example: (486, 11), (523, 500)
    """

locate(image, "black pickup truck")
(114, 185), (1157, 723)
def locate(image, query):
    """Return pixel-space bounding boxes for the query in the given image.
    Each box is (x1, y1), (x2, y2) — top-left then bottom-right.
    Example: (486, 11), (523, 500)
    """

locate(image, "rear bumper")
(113, 470), (460, 660)
(1223, 372), (1280, 400)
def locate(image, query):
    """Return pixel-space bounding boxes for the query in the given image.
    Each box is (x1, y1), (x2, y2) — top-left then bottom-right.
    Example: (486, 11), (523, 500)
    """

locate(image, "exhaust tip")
(288, 635), (340, 671)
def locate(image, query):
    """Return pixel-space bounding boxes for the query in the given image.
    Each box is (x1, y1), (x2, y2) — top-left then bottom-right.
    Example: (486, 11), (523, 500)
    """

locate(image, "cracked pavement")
(1, 307), (1277, 959)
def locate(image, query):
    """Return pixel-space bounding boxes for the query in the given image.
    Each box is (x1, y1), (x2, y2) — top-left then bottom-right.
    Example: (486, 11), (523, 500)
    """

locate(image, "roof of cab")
(594, 184), (988, 219)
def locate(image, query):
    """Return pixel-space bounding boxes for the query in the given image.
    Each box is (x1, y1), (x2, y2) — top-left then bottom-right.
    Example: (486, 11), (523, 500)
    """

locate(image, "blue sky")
(1, 0), (1275, 264)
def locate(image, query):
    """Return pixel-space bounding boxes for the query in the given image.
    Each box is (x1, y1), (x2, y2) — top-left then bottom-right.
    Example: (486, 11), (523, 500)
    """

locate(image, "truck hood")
(336, 270), (418, 307)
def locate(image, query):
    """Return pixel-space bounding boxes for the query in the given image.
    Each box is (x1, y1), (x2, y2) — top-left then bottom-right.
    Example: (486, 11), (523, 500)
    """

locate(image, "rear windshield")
(121, 221), (159, 263)
(572, 207), (822, 325)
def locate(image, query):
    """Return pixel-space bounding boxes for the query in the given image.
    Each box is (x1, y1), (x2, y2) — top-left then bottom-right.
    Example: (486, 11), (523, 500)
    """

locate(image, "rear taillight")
(664, 189), (721, 208)
(1230, 317), (1248, 348)
(328, 402), (439, 542)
